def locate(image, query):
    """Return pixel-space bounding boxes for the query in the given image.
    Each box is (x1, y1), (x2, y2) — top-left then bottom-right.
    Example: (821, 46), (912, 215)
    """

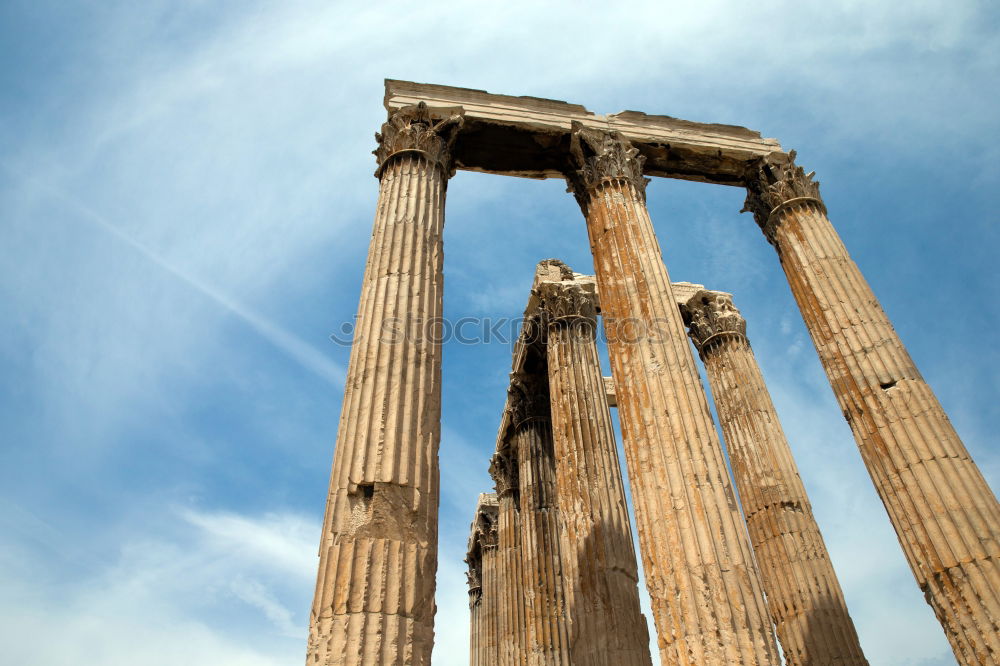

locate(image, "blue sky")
(1, 1), (997, 664)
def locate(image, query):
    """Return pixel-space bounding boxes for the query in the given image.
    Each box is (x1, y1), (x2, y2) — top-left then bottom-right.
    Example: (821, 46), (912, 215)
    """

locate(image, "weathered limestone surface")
(535, 262), (652, 666)
(681, 288), (869, 666)
(467, 493), (499, 666)
(469, 555), (482, 665)
(509, 369), (571, 665)
(566, 124), (779, 665)
(307, 103), (462, 665)
(480, 521), (500, 666)
(602, 375), (617, 408)
(744, 154), (1000, 665)
(384, 79), (782, 185)
(316, 81), (998, 666)
(491, 444), (527, 666)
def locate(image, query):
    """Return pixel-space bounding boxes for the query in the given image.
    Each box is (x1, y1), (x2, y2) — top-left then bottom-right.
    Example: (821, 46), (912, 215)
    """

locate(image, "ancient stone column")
(468, 522), (483, 666)
(535, 263), (652, 666)
(491, 443), (527, 666)
(509, 369), (572, 666)
(307, 103), (462, 665)
(467, 493), (499, 666)
(565, 123), (779, 665)
(742, 153), (1000, 665)
(681, 288), (868, 666)
(480, 502), (500, 666)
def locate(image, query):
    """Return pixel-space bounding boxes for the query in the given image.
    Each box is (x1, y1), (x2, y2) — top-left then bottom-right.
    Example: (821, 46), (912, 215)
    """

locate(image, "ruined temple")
(307, 81), (1000, 666)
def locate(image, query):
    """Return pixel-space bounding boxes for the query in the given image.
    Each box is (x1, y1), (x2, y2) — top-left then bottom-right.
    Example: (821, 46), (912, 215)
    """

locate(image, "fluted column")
(307, 103), (463, 665)
(491, 445), (527, 666)
(469, 533), (483, 666)
(509, 370), (572, 666)
(481, 521), (500, 666)
(682, 289), (868, 666)
(536, 266), (652, 666)
(566, 123), (779, 665)
(468, 493), (499, 666)
(475, 522), (500, 666)
(743, 153), (1000, 665)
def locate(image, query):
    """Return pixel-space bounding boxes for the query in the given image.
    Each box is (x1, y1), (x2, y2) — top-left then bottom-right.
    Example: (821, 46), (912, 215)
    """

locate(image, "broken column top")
(475, 492), (499, 508)
(491, 260), (596, 455)
(669, 281), (709, 306)
(384, 79), (785, 185)
(467, 493), (499, 555)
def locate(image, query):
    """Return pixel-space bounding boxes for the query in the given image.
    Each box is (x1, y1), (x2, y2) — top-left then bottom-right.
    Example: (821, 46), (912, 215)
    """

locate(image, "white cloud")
(0, 505), (317, 666)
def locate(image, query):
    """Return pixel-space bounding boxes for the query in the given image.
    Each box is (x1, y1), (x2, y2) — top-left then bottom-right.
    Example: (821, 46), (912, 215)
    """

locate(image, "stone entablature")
(384, 79), (782, 184)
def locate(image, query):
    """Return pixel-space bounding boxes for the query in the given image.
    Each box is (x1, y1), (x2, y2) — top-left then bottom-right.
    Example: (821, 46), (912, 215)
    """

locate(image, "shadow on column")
(564, 516), (652, 666)
(794, 587), (870, 666)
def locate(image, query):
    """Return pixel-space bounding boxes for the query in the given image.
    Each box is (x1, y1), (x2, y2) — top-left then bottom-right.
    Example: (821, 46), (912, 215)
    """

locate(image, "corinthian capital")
(507, 371), (550, 428)
(374, 102), (464, 178)
(741, 150), (823, 240)
(680, 290), (747, 352)
(469, 499), (499, 551)
(536, 281), (598, 328)
(478, 519), (498, 550)
(466, 565), (482, 595)
(489, 449), (519, 498)
(481, 524), (498, 549)
(566, 122), (649, 208)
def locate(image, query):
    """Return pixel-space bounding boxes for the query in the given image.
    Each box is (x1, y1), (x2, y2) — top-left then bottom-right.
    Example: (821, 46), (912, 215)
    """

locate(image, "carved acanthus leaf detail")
(469, 502), (498, 551)
(466, 565), (482, 596)
(507, 371), (551, 427)
(537, 282), (597, 327)
(681, 290), (747, 352)
(566, 122), (649, 209)
(489, 449), (519, 498)
(374, 101), (464, 178)
(465, 544), (483, 607)
(741, 150), (823, 241)
(479, 521), (498, 550)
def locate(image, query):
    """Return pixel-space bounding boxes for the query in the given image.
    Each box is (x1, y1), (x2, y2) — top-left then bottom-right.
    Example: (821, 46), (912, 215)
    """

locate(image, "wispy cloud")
(1, 1), (997, 665)
(5, 165), (345, 388)
(0, 505), (317, 666)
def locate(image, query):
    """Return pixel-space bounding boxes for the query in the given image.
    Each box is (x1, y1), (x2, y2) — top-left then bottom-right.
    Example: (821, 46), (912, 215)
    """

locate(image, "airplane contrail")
(6, 165), (346, 388)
